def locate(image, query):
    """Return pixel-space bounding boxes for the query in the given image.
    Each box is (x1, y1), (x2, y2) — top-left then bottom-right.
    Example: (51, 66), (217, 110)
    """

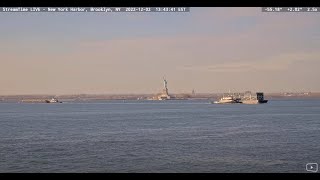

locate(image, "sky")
(0, 7), (320, 95)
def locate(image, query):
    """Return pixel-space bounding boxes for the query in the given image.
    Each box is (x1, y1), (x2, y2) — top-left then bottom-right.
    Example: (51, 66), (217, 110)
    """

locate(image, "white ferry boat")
(212, 95), (241, 104)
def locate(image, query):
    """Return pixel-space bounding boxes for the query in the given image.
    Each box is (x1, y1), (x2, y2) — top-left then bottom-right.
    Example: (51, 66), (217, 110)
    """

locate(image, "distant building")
(192, 89), (196, 96)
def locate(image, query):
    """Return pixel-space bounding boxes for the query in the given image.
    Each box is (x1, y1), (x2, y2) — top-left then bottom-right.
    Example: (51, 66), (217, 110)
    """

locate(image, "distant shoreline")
(1, 92), (320, 103)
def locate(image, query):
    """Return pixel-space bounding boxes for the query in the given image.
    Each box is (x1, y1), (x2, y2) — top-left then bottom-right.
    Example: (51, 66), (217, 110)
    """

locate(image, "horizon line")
(0, 91), (318, 96)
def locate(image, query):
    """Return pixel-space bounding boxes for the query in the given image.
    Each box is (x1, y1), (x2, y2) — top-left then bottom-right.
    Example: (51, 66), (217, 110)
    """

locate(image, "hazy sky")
(1, 7), (320, 95)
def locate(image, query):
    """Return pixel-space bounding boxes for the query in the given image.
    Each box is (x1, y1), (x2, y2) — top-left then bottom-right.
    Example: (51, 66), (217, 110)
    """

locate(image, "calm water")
(0, 99), (320, 173)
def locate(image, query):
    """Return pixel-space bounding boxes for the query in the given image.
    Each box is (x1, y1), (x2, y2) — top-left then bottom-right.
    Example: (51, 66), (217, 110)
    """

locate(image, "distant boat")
(45, 98), (62, 103)
(211, 91), (268, 104)
(212, 95), (241, 104)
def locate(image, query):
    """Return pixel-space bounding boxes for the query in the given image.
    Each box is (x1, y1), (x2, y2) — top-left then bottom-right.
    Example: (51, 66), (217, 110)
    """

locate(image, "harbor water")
(0, 99), (320, 173)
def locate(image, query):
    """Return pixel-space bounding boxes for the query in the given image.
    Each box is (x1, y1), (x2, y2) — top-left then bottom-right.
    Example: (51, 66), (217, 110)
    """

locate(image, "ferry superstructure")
(241, 92), (268, 104)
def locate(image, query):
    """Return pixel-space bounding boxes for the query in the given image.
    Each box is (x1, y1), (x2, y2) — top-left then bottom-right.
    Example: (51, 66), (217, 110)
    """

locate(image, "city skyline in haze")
(1, 7), (320, 95)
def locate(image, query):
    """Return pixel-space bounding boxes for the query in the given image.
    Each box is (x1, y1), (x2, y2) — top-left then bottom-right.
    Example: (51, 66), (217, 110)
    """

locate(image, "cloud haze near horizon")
(0, 7), (320, 95)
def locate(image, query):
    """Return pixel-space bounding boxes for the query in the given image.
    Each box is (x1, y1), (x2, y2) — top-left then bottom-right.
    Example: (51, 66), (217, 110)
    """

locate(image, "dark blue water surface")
(0, 99), (319, 173)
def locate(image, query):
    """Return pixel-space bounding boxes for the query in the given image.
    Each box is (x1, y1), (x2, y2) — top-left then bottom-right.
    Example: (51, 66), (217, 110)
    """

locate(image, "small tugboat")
(45, 97), (62, 103)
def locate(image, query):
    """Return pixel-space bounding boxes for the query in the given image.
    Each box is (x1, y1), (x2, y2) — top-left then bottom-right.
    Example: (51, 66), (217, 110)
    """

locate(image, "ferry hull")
(241, 100), (268, 104)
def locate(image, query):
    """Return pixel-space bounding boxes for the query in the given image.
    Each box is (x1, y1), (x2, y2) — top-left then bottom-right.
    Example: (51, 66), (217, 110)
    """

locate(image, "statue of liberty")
(163, 77), (167, 89)
(157, 76), (170, 100)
